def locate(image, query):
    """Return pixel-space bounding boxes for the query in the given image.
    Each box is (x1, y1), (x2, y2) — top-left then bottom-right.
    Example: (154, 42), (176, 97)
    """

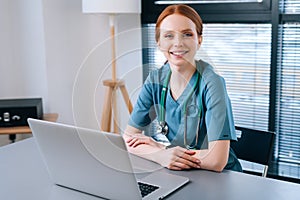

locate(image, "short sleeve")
(128, 65), (170, 131)
(128, 75), (155, 130)
(203, 73), (236, 142)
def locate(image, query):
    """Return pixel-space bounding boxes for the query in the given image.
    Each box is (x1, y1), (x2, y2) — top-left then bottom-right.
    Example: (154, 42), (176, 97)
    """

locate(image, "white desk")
(0, 138), (299, 200)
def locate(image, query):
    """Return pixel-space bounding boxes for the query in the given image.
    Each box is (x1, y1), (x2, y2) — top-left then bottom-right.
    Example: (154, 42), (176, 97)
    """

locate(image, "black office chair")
(230, 126), (276, 177)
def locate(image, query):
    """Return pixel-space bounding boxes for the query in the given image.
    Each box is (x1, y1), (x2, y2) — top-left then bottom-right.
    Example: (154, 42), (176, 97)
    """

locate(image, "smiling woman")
(123, 4), (242, 173)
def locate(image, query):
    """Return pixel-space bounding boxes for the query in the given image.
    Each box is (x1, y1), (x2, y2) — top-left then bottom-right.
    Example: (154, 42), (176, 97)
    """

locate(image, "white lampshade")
(82, 0), (141, 14)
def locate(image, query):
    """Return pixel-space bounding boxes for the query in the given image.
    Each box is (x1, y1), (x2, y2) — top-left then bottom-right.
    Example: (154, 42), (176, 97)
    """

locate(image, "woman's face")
(157, 14), (202, 69)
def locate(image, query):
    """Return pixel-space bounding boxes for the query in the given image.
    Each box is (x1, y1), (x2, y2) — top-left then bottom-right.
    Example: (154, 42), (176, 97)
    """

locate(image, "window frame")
(142, 0), (272, 23)
(141, 0), (300, 182)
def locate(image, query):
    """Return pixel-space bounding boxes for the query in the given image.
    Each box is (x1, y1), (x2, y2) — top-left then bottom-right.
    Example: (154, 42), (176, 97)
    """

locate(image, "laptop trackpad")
(139, 172), (189, 200)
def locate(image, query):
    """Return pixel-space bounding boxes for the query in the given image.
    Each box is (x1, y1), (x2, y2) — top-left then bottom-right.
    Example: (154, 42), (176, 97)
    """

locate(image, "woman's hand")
(125, 133), (166, 149)
(155, 146), (201, 170)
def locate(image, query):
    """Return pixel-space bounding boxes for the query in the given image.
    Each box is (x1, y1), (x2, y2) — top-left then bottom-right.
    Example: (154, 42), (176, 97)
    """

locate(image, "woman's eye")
(164, 34), (174, 39)
(183, 32), (193, 38)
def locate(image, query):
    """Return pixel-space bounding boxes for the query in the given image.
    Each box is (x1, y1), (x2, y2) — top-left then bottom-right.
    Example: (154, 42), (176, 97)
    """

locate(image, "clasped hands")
(125, 133), (201, 170)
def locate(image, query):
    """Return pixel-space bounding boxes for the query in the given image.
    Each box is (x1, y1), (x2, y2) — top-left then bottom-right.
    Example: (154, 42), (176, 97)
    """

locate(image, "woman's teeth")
(171, 51), (187, 56)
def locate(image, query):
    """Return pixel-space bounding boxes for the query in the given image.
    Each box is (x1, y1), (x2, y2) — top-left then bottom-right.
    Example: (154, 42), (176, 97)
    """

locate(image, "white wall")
(0, 0), (48, 102)
(0, 0), (48, 146)
(0, 0), (143, 145)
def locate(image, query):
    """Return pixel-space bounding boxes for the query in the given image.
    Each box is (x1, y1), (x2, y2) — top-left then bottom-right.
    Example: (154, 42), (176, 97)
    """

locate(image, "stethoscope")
(157, 68), (203, 149)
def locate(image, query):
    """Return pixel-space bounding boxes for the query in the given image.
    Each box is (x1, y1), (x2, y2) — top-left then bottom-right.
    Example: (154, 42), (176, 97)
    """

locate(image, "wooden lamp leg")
(112, 88), (119, 133)
(101, 80), (133, 134)
(101, 85), (113, 132)
(120, 84), (133, 113)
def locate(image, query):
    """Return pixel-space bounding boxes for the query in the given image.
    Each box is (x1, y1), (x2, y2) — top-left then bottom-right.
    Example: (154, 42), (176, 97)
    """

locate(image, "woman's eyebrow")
(161, 29), (174, 33)
(161, 29), (193, 33)
(180, 28), (193, 32)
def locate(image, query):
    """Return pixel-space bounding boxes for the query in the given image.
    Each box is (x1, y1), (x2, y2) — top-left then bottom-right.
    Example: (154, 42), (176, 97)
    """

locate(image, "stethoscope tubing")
(158, 66), (202, 149)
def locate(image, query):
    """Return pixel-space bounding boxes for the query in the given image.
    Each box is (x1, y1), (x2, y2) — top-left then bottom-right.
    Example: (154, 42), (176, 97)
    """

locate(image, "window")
(274, 0), (300, 179)
(144, 24), (271, 130)
(276, 24), (300, 177)
(154, 0), (260, 4)
(200, 24), (271, 130)
(141, 0), (300, 181)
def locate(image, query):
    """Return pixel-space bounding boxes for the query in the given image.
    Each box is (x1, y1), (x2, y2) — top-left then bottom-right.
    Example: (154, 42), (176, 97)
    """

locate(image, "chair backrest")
(231, 126), (276, 177)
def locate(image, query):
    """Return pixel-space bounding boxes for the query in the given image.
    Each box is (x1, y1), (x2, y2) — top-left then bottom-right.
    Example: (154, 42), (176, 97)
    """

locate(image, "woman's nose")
(174, 34), (183, 46)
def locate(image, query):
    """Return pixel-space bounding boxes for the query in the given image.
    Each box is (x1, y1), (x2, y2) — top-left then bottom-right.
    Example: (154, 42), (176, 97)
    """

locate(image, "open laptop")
(28, 118), (189, 200)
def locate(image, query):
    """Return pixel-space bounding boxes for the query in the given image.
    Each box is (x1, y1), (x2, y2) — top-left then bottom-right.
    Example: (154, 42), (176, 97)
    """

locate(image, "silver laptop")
(28, 118), (189, 200)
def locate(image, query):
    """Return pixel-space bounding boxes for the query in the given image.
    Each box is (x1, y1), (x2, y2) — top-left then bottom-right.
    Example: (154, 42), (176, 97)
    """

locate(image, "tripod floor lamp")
(82, 0), (141, 133)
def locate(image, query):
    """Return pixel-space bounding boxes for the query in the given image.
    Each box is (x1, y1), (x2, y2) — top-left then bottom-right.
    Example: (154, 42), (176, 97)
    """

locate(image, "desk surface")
(0, 138), (299, 200)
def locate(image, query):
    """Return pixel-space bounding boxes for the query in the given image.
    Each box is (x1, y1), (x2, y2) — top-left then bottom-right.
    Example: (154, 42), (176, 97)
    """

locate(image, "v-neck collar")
(167, 70), (198, 105)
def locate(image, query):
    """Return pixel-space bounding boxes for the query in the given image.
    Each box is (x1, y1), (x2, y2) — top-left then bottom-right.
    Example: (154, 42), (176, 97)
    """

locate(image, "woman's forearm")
(193, 140), (230, 172)
(126, 141), (165, 163)
(123, 125), (165, 163)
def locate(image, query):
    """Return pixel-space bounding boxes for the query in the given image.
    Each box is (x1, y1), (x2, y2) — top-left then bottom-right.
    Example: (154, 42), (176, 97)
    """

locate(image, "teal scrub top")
(129, 60), (242, 172)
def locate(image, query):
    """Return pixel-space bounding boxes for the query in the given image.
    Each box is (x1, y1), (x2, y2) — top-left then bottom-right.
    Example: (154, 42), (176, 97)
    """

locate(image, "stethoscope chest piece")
(157, 121), (169, 135)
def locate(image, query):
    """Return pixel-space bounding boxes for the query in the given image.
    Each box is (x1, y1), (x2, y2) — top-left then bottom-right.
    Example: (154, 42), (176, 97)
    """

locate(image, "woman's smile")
(170, 50), (189, 58)
(170, 50), (188, 56)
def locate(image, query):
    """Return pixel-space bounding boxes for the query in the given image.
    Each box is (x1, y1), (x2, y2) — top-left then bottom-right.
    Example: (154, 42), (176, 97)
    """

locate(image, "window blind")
(276, 0), (300, 179)
(142, 24), (161, 135)
(142, 23), (272, 132)
(200, 24), (271, 131)
(281, 0), (300, 13)
(277, 23), (300, 167)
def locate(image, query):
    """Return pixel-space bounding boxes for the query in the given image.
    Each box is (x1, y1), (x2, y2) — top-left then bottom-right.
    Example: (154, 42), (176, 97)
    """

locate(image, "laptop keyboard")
(138, 182), (159, 197)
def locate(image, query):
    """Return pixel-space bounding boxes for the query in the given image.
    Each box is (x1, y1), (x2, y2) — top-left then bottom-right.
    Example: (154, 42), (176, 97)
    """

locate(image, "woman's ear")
(157, 41), (162, 50)
(198, 35), (203, 49)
